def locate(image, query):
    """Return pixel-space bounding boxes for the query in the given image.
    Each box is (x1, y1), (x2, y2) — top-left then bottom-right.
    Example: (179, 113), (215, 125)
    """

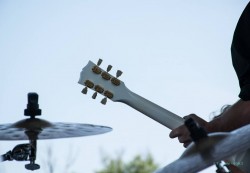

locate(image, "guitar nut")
(95, 85), (104, 93)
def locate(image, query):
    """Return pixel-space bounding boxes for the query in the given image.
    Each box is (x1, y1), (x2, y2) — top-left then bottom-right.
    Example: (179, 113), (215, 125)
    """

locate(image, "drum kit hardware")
(1, 93), (250, 172)
(0, 93), (112, 171)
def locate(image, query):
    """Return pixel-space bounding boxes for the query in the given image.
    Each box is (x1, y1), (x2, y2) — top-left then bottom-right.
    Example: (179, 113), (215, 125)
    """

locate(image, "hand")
(169, 114), (208, 148)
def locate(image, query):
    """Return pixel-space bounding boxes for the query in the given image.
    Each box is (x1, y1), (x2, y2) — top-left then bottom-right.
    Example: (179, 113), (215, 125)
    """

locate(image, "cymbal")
(155, 124), (250, 173)
(0, 118), (112, 140)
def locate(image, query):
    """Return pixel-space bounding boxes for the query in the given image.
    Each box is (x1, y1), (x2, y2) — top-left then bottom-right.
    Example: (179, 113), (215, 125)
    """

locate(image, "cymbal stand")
(0, 140), (40, 171)
(0, 93), (42, 170)
(23, 92), (41, 171)
(1, 151), (13, 162)
(1, 143), (30, 162)
(24, 137), (40, 171)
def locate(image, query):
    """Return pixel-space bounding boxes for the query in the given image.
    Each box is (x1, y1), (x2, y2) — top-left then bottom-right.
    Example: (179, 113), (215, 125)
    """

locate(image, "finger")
(178, 135), (191, 143)
(169, 129), (180, 138)
(183, 141), (192, 148)
(183, 115), (189, 120)
(169, 125), (186, 138)
(184, 114), (208, 129)
(183, 114), (196, 120)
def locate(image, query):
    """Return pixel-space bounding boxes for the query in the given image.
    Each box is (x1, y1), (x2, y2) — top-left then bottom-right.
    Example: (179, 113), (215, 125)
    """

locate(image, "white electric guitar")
(78, 59), (184, 130)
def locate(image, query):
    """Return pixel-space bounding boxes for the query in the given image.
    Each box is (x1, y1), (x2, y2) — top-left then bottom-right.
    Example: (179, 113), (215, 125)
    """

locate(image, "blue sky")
(0, 1), (249, 172)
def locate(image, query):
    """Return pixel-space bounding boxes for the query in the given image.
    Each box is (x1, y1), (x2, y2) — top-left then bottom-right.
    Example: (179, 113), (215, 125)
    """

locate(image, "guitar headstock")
(78, 59), (127, 105)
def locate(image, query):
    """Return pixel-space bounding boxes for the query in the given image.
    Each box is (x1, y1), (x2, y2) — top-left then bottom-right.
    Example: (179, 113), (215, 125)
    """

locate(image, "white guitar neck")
(118, 87), (184, 130)
(79, 60), (184, 130)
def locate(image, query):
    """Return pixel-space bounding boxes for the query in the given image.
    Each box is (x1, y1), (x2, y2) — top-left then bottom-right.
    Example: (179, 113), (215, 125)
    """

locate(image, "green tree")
(95, 153), (158, 173)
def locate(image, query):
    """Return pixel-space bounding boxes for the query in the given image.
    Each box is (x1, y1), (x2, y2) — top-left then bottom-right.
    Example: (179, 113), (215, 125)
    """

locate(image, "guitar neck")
(118, 88), (184, 130)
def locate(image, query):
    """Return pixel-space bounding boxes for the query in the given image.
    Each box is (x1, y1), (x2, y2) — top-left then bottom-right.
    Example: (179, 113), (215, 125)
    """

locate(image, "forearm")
(206, 99), (250, 132)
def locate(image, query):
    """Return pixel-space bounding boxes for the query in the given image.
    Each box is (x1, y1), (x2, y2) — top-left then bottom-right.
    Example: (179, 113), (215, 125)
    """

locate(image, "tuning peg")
(97, 59), (103, 66)
(101, 97), (107, 105)
(92, 92), (97, 99)
(116, 70), (123, 78)
(107, 65), (112, 72)
(81, 87), (88, 94)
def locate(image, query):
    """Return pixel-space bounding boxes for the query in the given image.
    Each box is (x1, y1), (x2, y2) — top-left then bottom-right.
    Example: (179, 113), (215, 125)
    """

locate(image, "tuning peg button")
(92, 92), (97, 99)
(116, 70), (123, 78)
(97, 59), (103, 66)
(107, 65), (112, 72)
(81, 87), (88, 94)
(101, 97), (107, 105)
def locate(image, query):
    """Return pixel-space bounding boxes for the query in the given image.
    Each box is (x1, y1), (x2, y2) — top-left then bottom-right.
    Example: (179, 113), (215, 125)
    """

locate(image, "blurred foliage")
(42, 145), (78, 173)
(95, 153), (158, 173)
